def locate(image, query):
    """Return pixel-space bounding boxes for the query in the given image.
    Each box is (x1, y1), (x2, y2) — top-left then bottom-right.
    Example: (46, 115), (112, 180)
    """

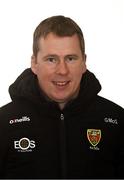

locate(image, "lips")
(53, 81), (70, 87)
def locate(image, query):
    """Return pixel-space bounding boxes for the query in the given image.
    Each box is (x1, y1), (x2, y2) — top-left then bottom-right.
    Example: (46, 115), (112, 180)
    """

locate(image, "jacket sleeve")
(117, 110), (124, 178)
(0, 114), (8, 178)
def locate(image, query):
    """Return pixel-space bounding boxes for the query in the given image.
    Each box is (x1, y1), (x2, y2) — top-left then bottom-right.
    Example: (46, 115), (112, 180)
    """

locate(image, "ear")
(82, 54), (87, 72)
(82, 53), (87, 64)
(83, 54), (87, 62)
(31, 55), (37, 75)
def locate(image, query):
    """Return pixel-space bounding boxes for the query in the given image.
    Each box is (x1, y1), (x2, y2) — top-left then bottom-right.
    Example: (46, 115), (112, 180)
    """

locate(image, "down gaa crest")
(87, 129), (101, 147)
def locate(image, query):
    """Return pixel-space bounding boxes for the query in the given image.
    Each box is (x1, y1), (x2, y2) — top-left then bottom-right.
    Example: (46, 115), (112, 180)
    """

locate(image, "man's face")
(31, 33), (86, 107)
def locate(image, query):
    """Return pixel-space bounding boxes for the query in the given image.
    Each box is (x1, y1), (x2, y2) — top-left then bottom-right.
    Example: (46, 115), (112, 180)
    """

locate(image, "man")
(0, 15), (124, 179)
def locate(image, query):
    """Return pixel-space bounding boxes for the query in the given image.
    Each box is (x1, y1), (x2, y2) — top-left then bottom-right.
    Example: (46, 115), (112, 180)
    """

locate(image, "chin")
(53, 96), (70, 103)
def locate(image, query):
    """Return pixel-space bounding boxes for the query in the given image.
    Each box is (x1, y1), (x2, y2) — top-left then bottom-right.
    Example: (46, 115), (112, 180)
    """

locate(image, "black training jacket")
(0, 68), (124, 179)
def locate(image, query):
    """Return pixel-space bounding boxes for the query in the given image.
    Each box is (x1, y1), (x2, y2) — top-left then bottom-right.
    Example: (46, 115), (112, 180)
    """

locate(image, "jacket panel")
(0, 69), (124, 178)
(0, 96), (124, 178)
(64, 96), (124, 178)
(0, 100), (61, 178)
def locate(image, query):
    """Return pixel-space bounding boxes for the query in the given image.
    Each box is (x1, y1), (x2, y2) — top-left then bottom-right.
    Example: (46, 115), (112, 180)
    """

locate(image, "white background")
(0, 0), (124, 107)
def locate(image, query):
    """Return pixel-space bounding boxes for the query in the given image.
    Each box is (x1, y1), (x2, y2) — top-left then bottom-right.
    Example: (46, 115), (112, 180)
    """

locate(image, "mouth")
(52, 81), (70, 87)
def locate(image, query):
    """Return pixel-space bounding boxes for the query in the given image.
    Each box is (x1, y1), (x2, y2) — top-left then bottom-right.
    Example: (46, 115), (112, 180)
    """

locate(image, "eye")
(66, 56), (78, 62)
(47, 57), (57, 63)
(68, 57), (74, 61)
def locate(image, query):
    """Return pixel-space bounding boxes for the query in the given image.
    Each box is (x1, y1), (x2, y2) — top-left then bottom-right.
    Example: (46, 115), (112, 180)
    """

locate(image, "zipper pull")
(60, 113), (64, 121)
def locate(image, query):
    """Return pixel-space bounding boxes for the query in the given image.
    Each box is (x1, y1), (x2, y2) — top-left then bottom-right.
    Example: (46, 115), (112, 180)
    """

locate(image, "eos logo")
(14, 137), (35, 152)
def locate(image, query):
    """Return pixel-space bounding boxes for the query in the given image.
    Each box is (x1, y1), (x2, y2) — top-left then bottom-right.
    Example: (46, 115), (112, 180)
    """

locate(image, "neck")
(58, 87), (81, 110)
(58, 102), (66, 110)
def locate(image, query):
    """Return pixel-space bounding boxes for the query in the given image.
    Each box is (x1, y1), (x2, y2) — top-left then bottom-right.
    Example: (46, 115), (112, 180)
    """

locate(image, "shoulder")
(0, 99), (34, 124)
(0, 101), (23, 116)
(94, 95), (124, 118)
(0, 101), (15, 118)
(96, 95), (123, 110)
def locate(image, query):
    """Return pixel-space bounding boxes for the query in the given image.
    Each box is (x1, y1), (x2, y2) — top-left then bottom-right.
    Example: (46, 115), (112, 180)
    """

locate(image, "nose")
(56, 60), (69, 75)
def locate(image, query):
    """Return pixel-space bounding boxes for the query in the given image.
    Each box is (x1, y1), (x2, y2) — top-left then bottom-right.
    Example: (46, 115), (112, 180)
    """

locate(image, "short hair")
(33, 15), (85, 57)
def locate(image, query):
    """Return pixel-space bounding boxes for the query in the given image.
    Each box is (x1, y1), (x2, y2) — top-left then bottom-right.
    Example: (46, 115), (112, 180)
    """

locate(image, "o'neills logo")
(9, 116), (30, 124)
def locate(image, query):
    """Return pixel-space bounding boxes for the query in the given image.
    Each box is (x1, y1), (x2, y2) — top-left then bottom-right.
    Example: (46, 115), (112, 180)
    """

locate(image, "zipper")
(60, 113), (64, 121)
(59, 113), (67, 178)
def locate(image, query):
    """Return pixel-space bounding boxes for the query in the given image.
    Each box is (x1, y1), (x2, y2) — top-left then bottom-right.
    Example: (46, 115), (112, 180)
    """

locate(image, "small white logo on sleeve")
(14, 137), (35, 152)
(104, 117), (118, 124)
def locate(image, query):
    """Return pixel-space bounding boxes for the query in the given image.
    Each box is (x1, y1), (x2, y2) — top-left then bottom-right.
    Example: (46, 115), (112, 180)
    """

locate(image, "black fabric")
(9, 68), (101, 107)
(0, 68), (124, 178)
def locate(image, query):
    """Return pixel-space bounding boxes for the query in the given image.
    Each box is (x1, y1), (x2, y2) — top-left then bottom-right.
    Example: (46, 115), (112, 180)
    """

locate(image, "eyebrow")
(43, 54), (79, 59)
(43, 54), (58, 59)
(65, 54), (79, 58)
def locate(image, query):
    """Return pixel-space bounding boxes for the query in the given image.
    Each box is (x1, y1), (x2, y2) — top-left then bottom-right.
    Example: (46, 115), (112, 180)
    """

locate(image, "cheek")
(72, 65), (84, 78)
(72, 66), (86, 85)
(37, 73), (50, 91)
(37, 67), (53, 85)
(79, 63), (86, 77)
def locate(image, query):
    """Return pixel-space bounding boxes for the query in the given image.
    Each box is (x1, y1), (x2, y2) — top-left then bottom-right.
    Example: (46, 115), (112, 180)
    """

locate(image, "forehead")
(38, 33), (81, 53)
